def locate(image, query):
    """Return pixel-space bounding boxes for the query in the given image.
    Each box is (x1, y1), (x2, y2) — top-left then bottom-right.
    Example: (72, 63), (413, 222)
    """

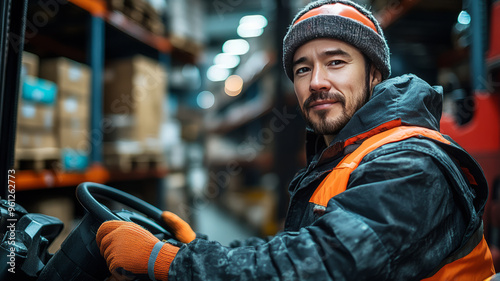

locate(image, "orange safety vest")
(309, 126), (495, 280)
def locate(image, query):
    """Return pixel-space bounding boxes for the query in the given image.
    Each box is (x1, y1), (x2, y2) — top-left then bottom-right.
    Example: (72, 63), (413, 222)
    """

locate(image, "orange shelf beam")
(68, 0), (107, 17)
(69, 0), (173, 54)
(16, 164), (110, 191)
(15, 164), (168, 191)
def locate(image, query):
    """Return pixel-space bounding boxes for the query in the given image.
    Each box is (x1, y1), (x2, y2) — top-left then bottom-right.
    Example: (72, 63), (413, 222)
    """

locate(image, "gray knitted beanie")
(283, 0), (391, 81)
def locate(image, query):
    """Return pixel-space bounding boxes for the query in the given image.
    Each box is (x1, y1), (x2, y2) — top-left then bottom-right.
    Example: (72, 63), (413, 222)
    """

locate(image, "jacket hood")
(305, 74), (444, 163)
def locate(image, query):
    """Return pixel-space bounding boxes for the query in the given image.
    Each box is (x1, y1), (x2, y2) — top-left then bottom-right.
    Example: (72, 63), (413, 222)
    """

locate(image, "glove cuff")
(149, 242), (179, 281)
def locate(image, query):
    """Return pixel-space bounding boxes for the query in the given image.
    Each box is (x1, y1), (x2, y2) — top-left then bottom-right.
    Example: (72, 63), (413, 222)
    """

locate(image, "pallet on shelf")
(103, 142), (165, 172)
(14, 147), (60, 171)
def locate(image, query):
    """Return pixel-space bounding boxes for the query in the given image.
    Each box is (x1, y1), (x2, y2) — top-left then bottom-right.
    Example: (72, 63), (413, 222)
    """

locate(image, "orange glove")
(96, 221), (179, 281)
(161, 211), (196, 244)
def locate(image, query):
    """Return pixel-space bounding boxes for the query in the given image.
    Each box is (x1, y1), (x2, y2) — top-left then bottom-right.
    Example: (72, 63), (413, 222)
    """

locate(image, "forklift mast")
(0, 0), (28, 199)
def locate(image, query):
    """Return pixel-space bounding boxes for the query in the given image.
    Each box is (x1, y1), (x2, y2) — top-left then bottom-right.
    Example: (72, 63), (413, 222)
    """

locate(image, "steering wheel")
(76, 182), (173, 236)
(37, 182), (179, 281)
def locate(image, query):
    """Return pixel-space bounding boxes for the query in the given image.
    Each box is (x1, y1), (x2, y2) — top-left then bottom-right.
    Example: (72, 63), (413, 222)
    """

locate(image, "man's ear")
(370, 66), (382, 89)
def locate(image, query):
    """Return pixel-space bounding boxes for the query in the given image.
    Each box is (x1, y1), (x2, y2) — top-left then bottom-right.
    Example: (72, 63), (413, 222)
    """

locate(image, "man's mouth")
(308, 99), (339, 110)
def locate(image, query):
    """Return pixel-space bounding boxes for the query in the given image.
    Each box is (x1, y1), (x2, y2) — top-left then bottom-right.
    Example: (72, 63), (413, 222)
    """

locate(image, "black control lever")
(0, 213), (63, 280)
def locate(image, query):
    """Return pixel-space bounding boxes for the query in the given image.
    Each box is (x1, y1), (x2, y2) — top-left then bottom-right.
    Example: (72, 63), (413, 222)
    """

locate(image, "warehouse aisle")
(192, 202), (255, 246)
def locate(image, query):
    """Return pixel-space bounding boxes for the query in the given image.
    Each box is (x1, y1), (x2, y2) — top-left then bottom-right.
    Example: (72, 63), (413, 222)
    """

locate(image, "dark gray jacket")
(169, 74), (488, 280)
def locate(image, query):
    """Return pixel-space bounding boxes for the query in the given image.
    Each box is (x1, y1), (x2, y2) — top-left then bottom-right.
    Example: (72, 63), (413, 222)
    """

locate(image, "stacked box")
(104, 55), (166, 151)
(40, 57), (91, 171)
(16, 52), (58, 151)
(107, 0), (165, 35)
(15, 52), (60, 171)
(16, 99), (57, 149)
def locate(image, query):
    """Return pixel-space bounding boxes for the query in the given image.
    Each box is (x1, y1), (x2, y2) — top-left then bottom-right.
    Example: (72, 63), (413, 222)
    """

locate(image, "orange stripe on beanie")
(282, 0), (391, 81)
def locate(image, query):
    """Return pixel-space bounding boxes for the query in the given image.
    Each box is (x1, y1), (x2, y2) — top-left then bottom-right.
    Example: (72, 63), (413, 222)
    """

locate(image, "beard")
(301, 83), (370, 137)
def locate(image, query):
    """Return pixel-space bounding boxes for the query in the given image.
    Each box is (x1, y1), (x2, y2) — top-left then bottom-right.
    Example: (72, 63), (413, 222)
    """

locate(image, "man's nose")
(310, 67), (330, 92)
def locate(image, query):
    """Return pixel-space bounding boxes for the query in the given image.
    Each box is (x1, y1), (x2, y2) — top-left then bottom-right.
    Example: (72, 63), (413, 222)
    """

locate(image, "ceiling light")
(224, 75), (243, 96)
(207, 65), (230, 82)
(214, 53), (241, 68)
(238, 15), (267, 38)
(222, 39), (250, 55)
(457, 11), (471, 25)
(197, 91), (215, 109)
(237, 25), (264, 38)
(239, 15), (268, 29)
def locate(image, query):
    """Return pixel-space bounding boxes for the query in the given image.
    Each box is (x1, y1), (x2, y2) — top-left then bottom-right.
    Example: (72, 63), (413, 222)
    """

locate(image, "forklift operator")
(96, 0), (496, 280)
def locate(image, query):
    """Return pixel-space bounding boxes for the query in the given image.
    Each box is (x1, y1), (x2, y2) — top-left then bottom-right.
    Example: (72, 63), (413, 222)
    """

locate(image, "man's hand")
(96, 221), (179, 281)
(161, 211), (196, 243)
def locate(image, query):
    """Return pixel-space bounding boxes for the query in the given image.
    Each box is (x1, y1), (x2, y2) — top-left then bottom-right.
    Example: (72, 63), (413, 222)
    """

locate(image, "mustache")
(303, 91), (345, 109)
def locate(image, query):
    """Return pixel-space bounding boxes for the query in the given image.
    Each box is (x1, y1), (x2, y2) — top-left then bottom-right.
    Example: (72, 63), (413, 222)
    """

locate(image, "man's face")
(293, 38), (379, 139)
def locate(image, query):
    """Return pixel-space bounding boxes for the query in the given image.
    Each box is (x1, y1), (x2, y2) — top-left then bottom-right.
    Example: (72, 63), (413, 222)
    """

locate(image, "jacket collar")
(305, 74), (444, 167)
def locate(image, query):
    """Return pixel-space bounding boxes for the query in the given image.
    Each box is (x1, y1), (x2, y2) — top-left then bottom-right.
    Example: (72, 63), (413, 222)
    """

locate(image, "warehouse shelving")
(16, 0), (199, 192)
(69, 0), (106, 16)
(106, 11), (171, 53)
(203, 52), (276, 134)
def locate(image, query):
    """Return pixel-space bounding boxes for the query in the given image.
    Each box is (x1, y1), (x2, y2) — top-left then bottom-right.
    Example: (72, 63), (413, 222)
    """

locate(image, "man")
(96, 0), (496, 280)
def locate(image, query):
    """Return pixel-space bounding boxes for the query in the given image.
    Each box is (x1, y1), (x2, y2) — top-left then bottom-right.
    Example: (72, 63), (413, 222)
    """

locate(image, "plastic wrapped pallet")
(15, 75), (59, 170)
(39, 57), (91, 171)
(16, 76), (58, 150)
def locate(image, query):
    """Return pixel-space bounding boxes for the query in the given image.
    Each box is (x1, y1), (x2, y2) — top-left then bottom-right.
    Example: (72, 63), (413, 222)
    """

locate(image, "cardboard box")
(22, 51), (39, 77)
(17, 100), (55, 129)
(58, 128), (89, 151)
(134, 87), (163, 141)
(104, 55), (166, 114)
(56, 93), (89, 131)
(40, 57), (91, 97)
(22, 76), (58, 104)
(16, 128), (57, 149)
(104, 55), (166, 142)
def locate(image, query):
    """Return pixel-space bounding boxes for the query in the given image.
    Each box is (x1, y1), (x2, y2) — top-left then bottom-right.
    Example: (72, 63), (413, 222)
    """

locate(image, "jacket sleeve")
(168, 140), (469, 280)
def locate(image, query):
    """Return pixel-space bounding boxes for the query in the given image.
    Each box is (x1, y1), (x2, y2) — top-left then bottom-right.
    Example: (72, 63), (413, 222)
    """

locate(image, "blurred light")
(224, 75), (243, 96)
(222, 39), (250, 55)
(237, 25), (264, 38)
(457, 11), (471, 25)
(239, 15), (268, 29)
(214, 53), (241, 69)
(238, 15), (268, 38)
(207, 65), (230, 82)
(197, 91), (215, 109)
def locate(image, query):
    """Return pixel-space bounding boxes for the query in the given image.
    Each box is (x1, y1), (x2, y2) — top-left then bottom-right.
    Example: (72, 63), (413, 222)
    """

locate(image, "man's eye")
(295, 67), (309, 75)
(329, 60), (345, 66)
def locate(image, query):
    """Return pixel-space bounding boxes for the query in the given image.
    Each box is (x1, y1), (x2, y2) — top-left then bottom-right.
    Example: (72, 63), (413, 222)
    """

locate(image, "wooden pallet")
(103, 142), (165, 172)
(15, 147), (60, 171)
(104, 151), (165, 172)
